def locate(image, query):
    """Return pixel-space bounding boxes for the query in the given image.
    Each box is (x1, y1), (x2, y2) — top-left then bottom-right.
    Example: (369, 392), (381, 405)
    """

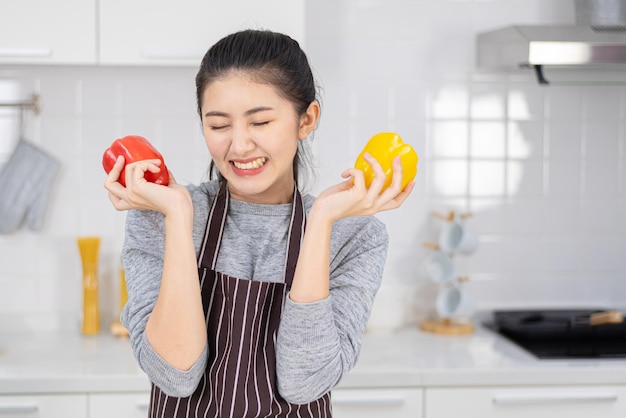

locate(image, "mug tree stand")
(419, 317), (475, 335)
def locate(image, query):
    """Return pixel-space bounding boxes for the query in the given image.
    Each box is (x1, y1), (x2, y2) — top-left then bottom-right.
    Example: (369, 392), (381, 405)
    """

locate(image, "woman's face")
(201, 73), (313, 204)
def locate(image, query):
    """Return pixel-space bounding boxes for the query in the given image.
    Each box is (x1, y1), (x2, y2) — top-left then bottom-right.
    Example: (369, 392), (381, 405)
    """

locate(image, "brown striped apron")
(148, 184), (332, 418)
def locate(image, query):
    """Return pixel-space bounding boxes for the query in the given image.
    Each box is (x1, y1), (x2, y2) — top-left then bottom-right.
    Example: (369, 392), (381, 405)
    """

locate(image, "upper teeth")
(233, 157), (267, 170)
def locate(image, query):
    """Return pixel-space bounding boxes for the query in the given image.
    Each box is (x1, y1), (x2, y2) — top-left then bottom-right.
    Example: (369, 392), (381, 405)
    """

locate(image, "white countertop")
(342, 326), (626, 388)
(0, 329), (149, 394)
(2, 324), (626, 394)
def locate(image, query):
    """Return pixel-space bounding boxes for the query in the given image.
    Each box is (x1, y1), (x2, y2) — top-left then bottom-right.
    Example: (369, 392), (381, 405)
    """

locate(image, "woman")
(104, 29), (414, 418)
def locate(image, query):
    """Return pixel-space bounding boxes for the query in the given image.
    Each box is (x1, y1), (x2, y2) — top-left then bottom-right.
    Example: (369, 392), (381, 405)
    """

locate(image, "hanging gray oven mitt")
(0, 139), (60, 234)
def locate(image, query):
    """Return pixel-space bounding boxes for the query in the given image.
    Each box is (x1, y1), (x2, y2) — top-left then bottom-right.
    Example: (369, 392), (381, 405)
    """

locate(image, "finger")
(107, 191), (131, 211)
(363, 153), (386, 195)
(322, 178), (354, 196)
(146, 159), (163, 174)
(379, 156), (404, 201)
(379, 181), (415, 212)
(135, 159), (162, 176)
(345, 167), (366, 191)
(126, 159), (161, 185)
(104, 156), (125, 185)
(168, 170), (177, 185)
(396, 181), (415, 202)
(389, 156), (403, 192)
(104, 170), (127, 196)
(110, 155), (125, 173)
(104, 180), (127, 198)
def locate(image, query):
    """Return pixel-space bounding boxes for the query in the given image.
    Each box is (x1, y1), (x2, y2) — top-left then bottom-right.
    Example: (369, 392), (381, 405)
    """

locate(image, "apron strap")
(197, 182), (229, 270)
(198, 182), (306, 287)
(284, 187), (306, 288)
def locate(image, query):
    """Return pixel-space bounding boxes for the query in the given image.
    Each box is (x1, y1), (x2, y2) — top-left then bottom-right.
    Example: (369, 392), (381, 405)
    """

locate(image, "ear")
(298, 101), (321, 140)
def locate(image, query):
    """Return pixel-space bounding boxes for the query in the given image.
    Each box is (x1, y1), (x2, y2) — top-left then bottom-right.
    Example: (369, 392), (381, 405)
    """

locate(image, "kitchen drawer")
(0, 395), (86, 418)
(332, 388), (423, 418)
(425, 385), (626, 418)
(89, 392), (151, 418)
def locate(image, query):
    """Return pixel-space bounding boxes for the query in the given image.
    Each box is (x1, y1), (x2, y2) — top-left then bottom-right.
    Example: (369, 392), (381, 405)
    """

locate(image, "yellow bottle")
(77, 237), (101, 335)
(119, 264), (128, 309)
(111, 260), (129, 337)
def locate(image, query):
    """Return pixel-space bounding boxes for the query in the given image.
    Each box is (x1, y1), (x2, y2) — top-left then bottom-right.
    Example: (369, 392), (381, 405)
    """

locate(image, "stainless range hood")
(476, 0), (626, 84)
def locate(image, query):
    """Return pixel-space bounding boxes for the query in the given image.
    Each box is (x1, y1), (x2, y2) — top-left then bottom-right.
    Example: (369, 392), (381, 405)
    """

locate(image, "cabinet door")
(89, 392), (151, 418)
(0, 0), (96, 64)
(99, 0), (305, 66)
(332, 388), (423, 418)
(426, 386), (626, 418)
(0, 395), (86, 418)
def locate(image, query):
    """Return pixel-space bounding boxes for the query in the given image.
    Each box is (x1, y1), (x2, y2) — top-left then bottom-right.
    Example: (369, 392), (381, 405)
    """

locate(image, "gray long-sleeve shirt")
(120, 180), (388, 403)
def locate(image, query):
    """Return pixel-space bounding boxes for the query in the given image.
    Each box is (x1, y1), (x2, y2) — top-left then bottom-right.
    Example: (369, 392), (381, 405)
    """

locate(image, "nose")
(230, 123), (255, 155)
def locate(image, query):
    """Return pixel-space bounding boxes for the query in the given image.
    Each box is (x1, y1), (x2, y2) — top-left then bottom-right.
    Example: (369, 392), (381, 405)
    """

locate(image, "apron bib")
(148, 183), (332, 418)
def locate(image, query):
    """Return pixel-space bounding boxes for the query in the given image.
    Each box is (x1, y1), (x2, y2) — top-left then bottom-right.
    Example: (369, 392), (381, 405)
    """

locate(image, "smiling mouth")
(231, 157), (267, 170)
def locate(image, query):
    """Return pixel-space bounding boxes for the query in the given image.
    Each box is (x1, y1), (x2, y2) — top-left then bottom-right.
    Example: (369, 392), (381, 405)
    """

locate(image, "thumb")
(167, 170), (177, 185)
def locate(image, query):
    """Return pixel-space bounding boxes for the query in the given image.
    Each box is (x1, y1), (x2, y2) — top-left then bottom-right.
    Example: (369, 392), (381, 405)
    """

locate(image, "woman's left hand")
(312, 153), (415, 224)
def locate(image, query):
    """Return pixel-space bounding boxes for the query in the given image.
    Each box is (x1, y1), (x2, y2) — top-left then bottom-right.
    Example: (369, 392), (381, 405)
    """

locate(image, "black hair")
(195, 29), (320, 190)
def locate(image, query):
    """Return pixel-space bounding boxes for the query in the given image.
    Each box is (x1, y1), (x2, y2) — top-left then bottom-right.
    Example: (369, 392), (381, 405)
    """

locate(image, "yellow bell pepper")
(354, 132), (418, 190)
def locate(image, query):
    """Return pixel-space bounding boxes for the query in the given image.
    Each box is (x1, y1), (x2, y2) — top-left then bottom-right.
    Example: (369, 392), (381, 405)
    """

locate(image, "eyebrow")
(204, 106), (274, 118)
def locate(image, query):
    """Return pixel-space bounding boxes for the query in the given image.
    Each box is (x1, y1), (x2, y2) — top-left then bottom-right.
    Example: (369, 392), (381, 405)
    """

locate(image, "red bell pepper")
(102, 135), (169, 187)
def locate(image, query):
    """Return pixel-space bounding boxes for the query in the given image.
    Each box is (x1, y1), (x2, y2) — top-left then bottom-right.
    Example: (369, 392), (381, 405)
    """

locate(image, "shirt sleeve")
(275, 217), (388, 404)
(121, 208), (208, 398)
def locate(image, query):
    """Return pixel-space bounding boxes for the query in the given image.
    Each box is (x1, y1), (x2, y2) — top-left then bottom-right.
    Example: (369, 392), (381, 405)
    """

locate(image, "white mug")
(422, 251), (455, 284)
(436, 285), (475, 318)
(438, 221), (478, 255)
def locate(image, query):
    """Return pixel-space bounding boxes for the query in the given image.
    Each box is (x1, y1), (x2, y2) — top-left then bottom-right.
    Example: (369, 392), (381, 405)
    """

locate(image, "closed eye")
(210, 125), (229, 131)
(252, 121), (270, 127)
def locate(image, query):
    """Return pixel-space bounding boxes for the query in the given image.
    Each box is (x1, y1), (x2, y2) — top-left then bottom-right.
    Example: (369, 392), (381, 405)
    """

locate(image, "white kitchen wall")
(0, 65), (208, 331)
(0, 0), (625, 334)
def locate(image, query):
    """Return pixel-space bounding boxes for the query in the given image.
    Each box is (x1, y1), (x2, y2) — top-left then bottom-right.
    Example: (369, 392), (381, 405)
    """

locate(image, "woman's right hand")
(103, 155), (192, 217)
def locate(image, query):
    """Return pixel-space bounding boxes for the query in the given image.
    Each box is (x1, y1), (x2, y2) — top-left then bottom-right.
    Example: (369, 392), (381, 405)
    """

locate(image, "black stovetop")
(485, 309), (626, 359)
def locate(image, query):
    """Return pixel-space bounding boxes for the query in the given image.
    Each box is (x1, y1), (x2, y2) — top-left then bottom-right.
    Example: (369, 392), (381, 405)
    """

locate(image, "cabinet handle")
(333, 393), (406, 407)
(493, 392), (618, 405)
(0, 48), (52, 57)
(142, 50), (203, 60)
(0, 403), (39, 414)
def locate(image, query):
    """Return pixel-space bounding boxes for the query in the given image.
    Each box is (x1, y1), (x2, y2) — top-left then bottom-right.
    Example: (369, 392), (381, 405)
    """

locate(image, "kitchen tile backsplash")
(0, 0), (625, 333)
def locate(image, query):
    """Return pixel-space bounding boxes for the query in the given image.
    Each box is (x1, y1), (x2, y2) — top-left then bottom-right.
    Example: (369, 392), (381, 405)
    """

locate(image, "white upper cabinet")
(98, 0), (305, 66)
(0, 0), (304, 66)
(0, 0), (97, 64)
